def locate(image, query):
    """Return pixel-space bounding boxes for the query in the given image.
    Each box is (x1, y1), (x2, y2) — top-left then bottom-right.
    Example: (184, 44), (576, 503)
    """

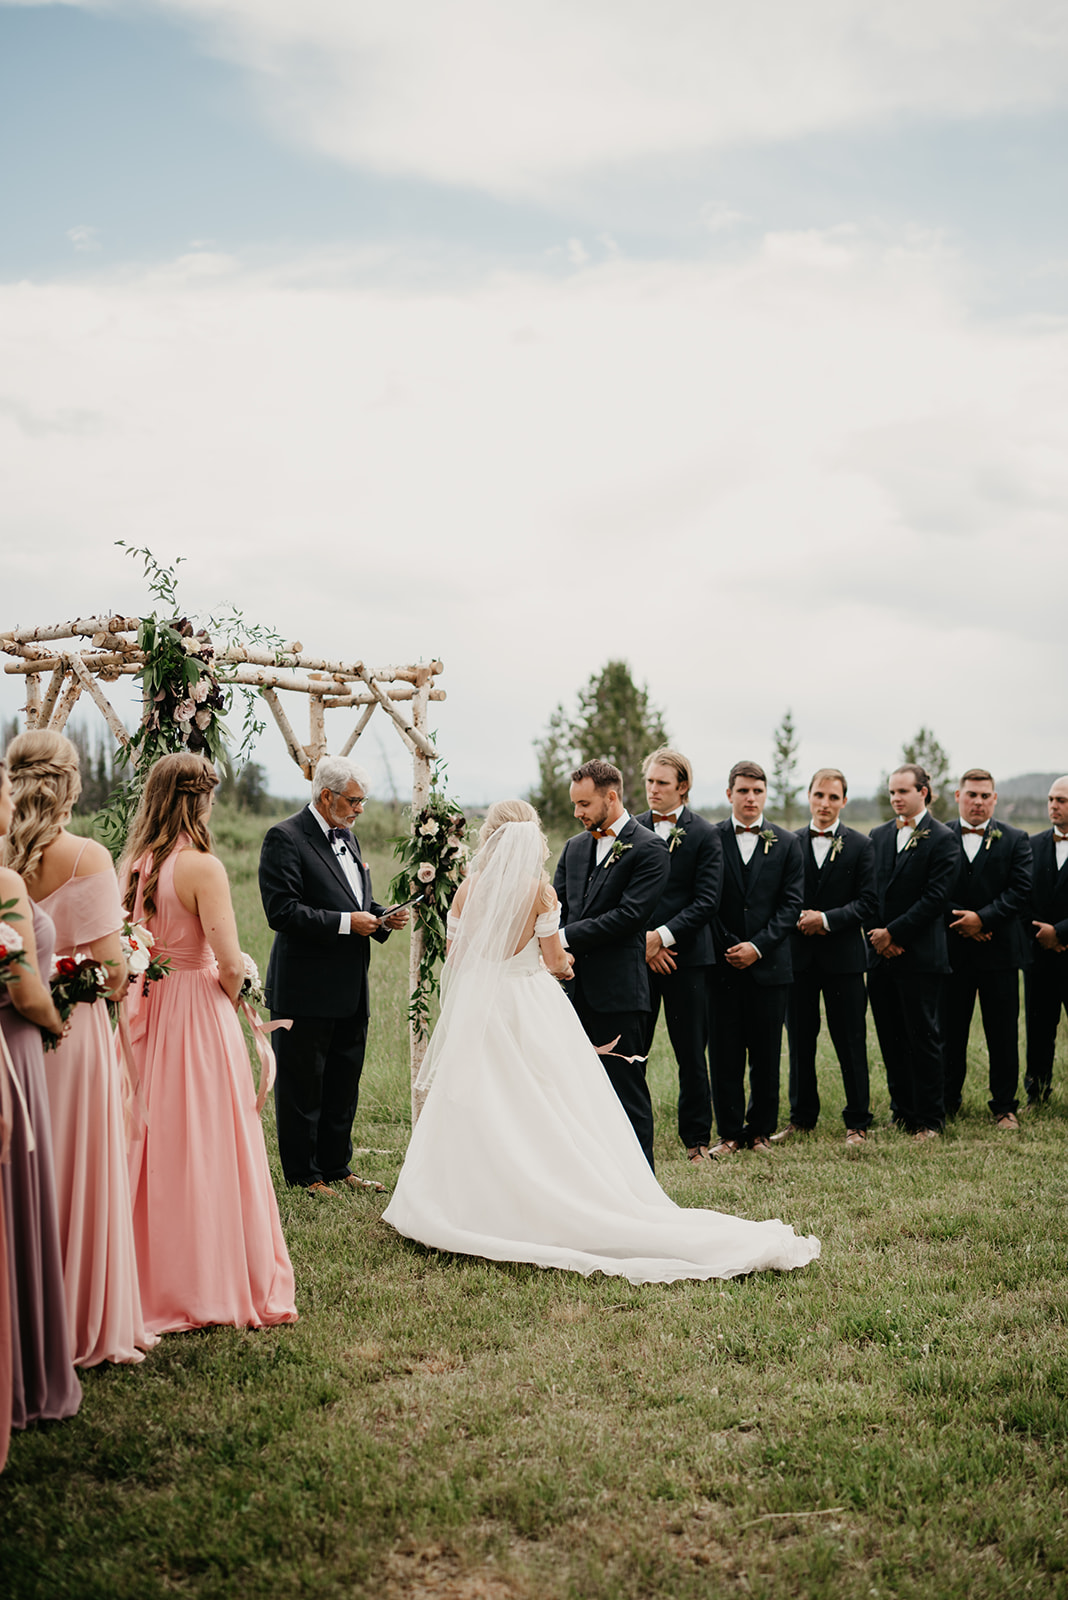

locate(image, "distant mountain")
(997, 773), (1060, 800)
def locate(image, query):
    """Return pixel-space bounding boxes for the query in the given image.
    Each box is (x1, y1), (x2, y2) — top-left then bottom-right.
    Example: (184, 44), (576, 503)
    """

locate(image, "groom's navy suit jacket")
(260, 806), (391, 1019)
(944, 818), (1032, 973)
(867, 816), (957, 975)
(554, 818), (669, 1013)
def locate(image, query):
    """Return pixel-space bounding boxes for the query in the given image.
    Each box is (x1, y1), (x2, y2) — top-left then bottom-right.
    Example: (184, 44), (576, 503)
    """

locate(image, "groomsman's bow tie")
(652, 813), (677, 825)
(961, 826), (987, 836)
(735, 824), (760, 835)
(1055, 830), (1068, 843)
(896, 817), (917, 830)
(590, 827), (614, 840)
(810, 829), (833, 837)
(328, 827), (355, 848)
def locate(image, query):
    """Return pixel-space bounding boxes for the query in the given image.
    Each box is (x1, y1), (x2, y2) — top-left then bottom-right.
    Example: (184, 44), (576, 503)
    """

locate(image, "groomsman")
(867, 764), (957, 1140)
(707, 761), (803, 1155)
(555, 759), (670, 1167)
(635, 747), (723, 1163)
(943, 768), (1032, 1128)
(1024, 775), (1068, 1106)
(774, 768), (877, 1148)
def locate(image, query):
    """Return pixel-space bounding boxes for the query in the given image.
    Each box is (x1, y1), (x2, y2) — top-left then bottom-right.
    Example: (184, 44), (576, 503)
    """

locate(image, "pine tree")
(770, 708), (801, 824)
(529, 703), (577, 831)
(530, 661), (669, 824)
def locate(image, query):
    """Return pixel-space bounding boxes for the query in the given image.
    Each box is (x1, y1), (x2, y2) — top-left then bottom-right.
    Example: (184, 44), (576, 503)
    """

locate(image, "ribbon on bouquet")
(113, 1004), (150, 1145)
(593, 1035), (649, 1065)
(0, 1025), (36, 1163)
(239, 1000), (292, 1115)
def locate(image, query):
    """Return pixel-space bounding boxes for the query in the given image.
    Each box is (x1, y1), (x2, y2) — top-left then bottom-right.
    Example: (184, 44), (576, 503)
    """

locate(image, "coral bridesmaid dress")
(38, 845), (155, 1366)
(125, 845), (297, 1334)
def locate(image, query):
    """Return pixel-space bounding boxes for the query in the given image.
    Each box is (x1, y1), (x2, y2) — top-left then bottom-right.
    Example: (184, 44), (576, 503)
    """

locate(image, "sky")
(2, 0), (1067, 807)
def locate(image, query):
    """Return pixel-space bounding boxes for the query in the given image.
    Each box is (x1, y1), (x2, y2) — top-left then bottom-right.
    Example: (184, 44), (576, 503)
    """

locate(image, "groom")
(554, 759), (670, 1168)
(259, 755), (408, 1196)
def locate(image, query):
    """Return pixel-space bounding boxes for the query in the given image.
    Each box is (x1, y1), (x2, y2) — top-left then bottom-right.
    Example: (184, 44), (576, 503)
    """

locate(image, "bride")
(383, 801), (819, 1284)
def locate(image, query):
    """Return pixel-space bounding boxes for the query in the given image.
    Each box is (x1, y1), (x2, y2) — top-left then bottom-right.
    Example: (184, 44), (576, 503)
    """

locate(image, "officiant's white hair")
(312, 755), (371, 801)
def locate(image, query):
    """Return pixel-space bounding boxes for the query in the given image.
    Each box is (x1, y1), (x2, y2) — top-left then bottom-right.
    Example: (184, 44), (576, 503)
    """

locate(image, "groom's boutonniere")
(667, 826), (686, 854)
(758, 828), (777, 855)
(904, 827), (931, 851)
(985, 827), (1002, 851)
(604, 840), (633, 869)
(828, 834), (845, 861)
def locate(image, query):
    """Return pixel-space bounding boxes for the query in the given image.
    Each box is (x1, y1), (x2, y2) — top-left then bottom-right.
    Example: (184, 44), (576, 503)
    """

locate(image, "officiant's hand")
(350, 911), (383, 937)
(383, 908), (410, 930)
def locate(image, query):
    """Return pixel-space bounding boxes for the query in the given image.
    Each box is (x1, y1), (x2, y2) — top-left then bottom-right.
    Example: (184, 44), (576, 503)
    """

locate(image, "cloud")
(1, 224), (1065, 800)
(15, 1), (1068, 200)
(67, 224), (101, 252)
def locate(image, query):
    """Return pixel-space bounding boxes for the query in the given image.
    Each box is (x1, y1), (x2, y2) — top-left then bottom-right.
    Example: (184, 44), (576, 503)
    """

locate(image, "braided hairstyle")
(4, 731), (82, 883)
(119, 752), (218, 919)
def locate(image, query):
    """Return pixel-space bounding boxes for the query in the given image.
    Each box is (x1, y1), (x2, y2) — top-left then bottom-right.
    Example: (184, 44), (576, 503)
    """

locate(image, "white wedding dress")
(383, 822), (820, 1285)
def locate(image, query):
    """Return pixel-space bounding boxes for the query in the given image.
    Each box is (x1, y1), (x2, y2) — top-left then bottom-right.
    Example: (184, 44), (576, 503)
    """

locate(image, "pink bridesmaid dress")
(37, 844), (155, 1366)
(125, 845), (297, 1334)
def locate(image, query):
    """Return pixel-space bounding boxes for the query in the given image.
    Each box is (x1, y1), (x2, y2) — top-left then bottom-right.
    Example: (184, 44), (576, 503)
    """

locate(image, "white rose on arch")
(416, 862), (436, 884)
(419, 819), (440, 838)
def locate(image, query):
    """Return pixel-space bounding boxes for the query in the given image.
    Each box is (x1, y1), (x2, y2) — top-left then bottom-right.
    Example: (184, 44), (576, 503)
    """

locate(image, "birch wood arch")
(1, 614), (444, 1105)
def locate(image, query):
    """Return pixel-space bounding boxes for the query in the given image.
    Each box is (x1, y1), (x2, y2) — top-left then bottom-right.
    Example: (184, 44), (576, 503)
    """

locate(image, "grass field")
(3, 804), (1067, 1598)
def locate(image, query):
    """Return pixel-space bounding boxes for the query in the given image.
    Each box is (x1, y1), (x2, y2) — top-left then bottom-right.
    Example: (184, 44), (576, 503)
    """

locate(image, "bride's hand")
(549, 953), (574, 982)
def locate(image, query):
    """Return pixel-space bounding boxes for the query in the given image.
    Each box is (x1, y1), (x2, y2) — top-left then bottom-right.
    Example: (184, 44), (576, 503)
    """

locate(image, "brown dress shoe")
(341, 1173), (388, 1193)
(709, 1139), (739, 1159)
(750, 1135), (773, 1153)
(995, 1112), (1019, 1130)
(306, 1180), (339, 1196)
(770, 1123), (804, 1143)
(912, 1128), (940, 1143)
(686, 1145), (710, 1164)
(844, 1128), (867, 1148)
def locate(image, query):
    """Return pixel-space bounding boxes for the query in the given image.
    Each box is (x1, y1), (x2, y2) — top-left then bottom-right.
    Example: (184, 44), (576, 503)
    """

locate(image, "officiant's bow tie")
(734, 824), (760, 835)
(961, 826), (987, 836)
(328, 827), (354, 848)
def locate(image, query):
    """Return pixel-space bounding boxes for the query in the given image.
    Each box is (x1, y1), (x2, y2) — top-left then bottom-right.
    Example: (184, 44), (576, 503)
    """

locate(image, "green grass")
(5, 804), (1068, 1598)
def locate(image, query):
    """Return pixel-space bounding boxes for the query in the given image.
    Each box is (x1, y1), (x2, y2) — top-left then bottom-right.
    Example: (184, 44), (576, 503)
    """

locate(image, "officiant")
(259, 756), (409, 1196)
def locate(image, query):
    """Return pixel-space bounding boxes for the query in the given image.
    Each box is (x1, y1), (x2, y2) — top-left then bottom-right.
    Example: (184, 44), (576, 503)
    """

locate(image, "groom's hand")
(383, 908), (410, 930)
(350, 911), (382, 937)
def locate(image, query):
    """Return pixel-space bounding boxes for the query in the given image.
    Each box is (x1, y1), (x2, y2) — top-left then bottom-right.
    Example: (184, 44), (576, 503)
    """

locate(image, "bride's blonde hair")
(4, 730), (82, 882)
(477, 799), (552, 907)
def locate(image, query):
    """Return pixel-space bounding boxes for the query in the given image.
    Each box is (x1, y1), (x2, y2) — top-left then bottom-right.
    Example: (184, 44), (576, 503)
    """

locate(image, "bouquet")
(240, 952), (265, 1008)
(120, 918), (172, 995)
(45, 954), (113, 1050)
(0, 899), (29, 987)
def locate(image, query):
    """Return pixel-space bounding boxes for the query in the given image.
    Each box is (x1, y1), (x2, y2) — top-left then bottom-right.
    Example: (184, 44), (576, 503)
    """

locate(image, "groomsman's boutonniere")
(758, 828), (777, 855)
(985, 827), (1002, 850)
(828, 834), (845, 861)
(667, 826), (686, 854)
(904, 827), (931, 851)
(604, 840), (633, 869)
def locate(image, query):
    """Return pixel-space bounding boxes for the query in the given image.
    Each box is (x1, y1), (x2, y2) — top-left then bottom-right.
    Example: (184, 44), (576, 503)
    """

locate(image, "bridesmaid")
(0, 757), (81, 1431)
(119, 752), (297, 1334)
(6, 732), (155, 1368)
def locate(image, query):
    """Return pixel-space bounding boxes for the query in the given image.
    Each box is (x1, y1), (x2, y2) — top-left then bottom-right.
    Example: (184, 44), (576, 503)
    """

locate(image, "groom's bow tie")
(589, 827), (615, 840)
(328, 826), (354, 849)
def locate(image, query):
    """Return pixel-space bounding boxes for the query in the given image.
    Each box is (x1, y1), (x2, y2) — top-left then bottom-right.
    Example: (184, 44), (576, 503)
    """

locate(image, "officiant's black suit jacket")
(260, 806), (391, 1019)
(944, 818), (1032, 972)
(867, 816), (957, 974)
(633, 806), (722, 967)
(789, 824), (877, 977)
(554, 817), (670, 1012)
(711, 820), (804, 986)
(1029, 829), (1068, 951)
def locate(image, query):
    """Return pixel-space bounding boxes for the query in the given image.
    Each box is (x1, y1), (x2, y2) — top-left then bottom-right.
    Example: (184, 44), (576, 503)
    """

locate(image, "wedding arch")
(0, 612), (445, 1100)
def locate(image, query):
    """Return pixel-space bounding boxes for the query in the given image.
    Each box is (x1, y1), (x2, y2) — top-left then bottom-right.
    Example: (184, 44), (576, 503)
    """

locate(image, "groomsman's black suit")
(943, 818), (1032, 1118)
(1024, 827), (1068, 1103)
(867, 814), (957, 1132)
(786, 824), (878, 1132)
(554, 818), (670, 1167)
(634, 806), (723, 1150)
(259, 806), (392, 1187)
(709, 820), (803, 1145)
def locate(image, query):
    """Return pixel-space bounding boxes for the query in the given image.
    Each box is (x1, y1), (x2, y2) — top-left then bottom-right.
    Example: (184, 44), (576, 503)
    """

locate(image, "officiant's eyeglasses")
(329, 789), (365, 813)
